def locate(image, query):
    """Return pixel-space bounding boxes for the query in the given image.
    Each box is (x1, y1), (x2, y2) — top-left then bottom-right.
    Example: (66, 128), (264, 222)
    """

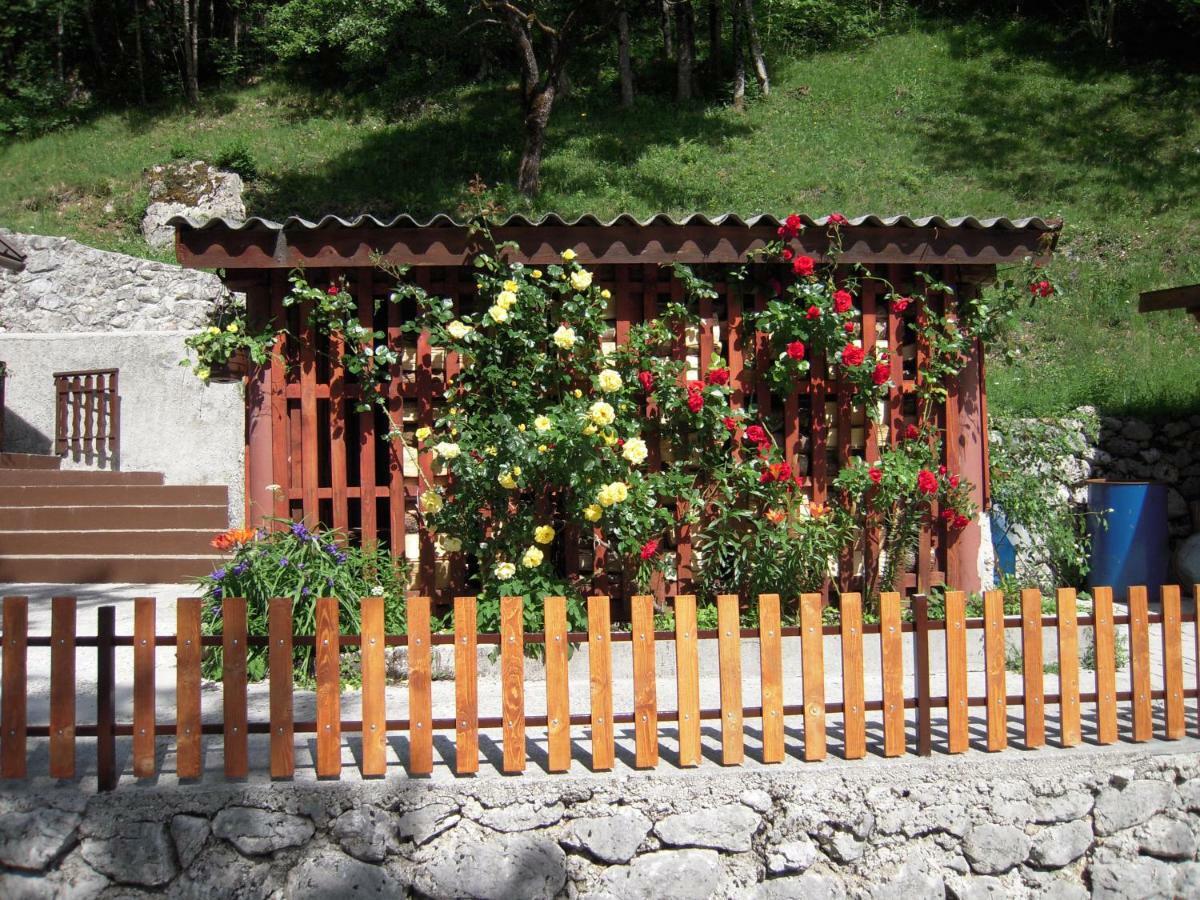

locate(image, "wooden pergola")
(173, 212), (1059, 601)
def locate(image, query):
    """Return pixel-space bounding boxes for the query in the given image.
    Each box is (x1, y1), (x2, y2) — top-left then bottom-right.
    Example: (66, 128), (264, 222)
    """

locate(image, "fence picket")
(631, 594), (658, 769)
(1128, 585), (1152, 742)
(717, 594), (744, 765)
(408, 595), (433, 775)
(544, 596), (571, 773)
(315, 596), (341, 776)
(879, 592), (905, 757)
(674, 594), (701, 768)
(588, 595), (614, 771)
(800, 592), (826, 761)
(454, 596), (479, 775)
(176, 599), (203, 779)
(1195, 583), (1200, 739)
(360, 596), (387, 776)
(913, 594), (933, 756)
(500, 595), (525, 773)
(944, 590), (968, 753)
(223, 597), (249, 778)
(983, 590), (1007, 752)
(49, 596), (76, 779)
(1057, 588), (1081, 747)
(840, 592), (866, 760)
(1092, 587), (1119, 744)
(1, 597), (28, 778)
(97, 606), (116, 790)
(1020, 588), (1045, 748)
(133, 597), (156, 777)
(1162, 585), (1184, 740)
(268, 597), (294, 778)
(758, 594), (785, 764)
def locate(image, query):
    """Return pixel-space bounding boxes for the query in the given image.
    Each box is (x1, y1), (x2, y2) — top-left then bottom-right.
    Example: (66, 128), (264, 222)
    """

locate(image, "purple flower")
(325, 576), (334, 588)
(279, 557), (289, 567)
(334, 552), (347, 564)
(212, 588), (223, 603)
(212, 567), (227, 581)
(323, 542), (338, 555)
(301, 587), (311, 596)
(290, 522), (312, 541)
(232, 562), (248, 576)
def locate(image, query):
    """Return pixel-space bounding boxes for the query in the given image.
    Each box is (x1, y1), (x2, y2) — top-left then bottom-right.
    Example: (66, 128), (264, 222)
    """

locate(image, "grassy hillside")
(2, 19), (1198, 417)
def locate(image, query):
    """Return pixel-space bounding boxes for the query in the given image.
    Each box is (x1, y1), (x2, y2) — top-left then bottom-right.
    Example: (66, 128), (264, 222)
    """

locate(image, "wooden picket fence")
(0, 585), (1195, 790)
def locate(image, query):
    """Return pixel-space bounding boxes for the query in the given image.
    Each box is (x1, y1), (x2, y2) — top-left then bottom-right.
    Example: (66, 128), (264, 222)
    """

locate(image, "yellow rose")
(610, 481), (628, 503)
(573, 389), (583, 398)
(447, 320), (472, 340)
(440, 536), (463, 553)
(497, 290), (518, 309)
(561, 249), (577, 261)
(498, 471), (517, 489)
(537, 444), (548, 454)
(588, 401), (615, 426)
(226, 323), (239, 333)
(415, 426), (432, 441)
(597, 369), (622, 393)
(485, 445), (498, 456)
(433, 441), (460, 459)
(583, 504), (603, 522)
(512, 466), (522, 476)
(582, 424), (597, 436)
(207, 326), (220, 335)
(604, 431), (618, 447)
(533, 415), (552, 433)
(622, 437), (648, 465)
(597, 485), (616, 507)
(570, 269), (593, 292)
(503, 280), (519, 292)
(553, 325), (576, 350)
(420, 490), (443, 514)
(494, 561), (516, 581)
(531, 269), (543, 279)
(534, 525), (555, 544)
(488, 304), (508, 323)
(601, 289), (612, 300)
(517, 423), (526, 432)
(197, 367), (211, 380)
(521, 546), (544, 568)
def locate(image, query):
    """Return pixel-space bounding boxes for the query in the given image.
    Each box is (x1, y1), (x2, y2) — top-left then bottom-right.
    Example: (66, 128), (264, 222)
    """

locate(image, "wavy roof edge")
(167, 212), (1062, 232)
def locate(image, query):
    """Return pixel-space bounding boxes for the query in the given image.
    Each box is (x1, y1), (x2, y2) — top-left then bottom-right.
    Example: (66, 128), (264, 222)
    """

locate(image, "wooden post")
(800, 592), (826, 761)
(360, 595), (387, 776)
(454, 596), (479, 775)
(177, 598), (203, 779)
(1, 597), (28, 779)
(132, 597), (156, 777)
(408, 595), (433, 775)
(758, 594), (784, 764)
(913, 594), (932, 757)
(630, 594), (658, 769)
(268, 597), (295, 778)
(1057, 588), (1081, 747)
(879, 592), (905, 757)
(944, 590), (968, 754)
(717, 594), (743, 765)
(97, 606), (116, 791)
(49, 597), (76, 779)
(1128, 585), (1152, 742)
(223, 597), (249, 777)
(840, 592), (866, 760)
(500, 595), (525, 774)
(1092, 587), (1118, 744)
(1161, 585), (1184, 740)
(544, 596), (571, 773)
(315, 596), (341, 777)
(588, 595), (614, 771)
(674, 594), (701, 767)
(983, 590), (1007, 752)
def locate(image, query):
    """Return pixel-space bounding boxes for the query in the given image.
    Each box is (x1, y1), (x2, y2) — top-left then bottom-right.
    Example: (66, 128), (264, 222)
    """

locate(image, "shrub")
(214, 138), (259, 180)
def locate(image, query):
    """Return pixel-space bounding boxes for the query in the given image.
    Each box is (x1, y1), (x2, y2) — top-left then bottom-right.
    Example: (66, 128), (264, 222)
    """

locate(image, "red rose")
(892, 296), (910, 313)
(640, 539), (660, 560)
(828, 213), (847, 226)
(705, 368), (730, 386)
(777, 226), (787, 237)
(954, 515), (969, 529)
(842, 345), (865, 367)
(844, 322), (856, 333)
(687, 392), (703, 413)
(1038, 280), (1054, 298)
(687, 379), (704, 393)
(806, 305), (821, 320)
(722, 416), (738, 434)
(905, 424), (920, 441)
(638, 370), (655, 392)
(327, 284), (340, 296)
(938, 465), (947, 475)
(781, 248), (794, 262)
(949, 475), (960, 488)
(868, 467), (882, 484)
(917, 469), (938, 494)
(941, 508), (955, 521)
(871, 362), (890, 385)
(744, 424), (768, 445)
(833, 289), (853, 313)
(794, 473), (806, 488)
(786, 213), (803, 232)
(786, 341), (806, 360)
(793, 256), (815, 277)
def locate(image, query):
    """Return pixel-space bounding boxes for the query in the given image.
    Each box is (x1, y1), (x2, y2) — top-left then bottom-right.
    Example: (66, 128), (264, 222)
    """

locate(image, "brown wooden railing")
(0, 361), (7, 451)
(0, 585), (1195, 790)
(54, 368), (119, 463)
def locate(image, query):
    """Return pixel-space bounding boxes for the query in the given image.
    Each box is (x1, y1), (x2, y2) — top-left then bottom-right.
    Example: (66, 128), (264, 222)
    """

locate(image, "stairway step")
(0, 469), (164, 486)
(0, 555), (222, 583)
(0, 529), (220, 556)
(0, 484), (227, 507)
(0, 453), (61, 470)
(4, 505), (228, 530)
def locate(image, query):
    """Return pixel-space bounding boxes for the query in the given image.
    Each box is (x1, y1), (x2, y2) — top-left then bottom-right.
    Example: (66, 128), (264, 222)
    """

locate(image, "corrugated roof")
(0, 233), (26, 273)
(168, 212), (1062, 233)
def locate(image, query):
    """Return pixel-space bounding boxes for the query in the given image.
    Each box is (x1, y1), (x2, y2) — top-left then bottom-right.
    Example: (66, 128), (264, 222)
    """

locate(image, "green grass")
(2, 18), (1198, 416)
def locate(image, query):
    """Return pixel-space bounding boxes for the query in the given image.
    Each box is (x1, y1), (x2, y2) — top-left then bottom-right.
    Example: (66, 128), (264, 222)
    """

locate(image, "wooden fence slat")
(1161, 585), (1184, 740)
(176, 599), (203, 779)
(945, 590), (968, 754)
(758, 594), (784, 764)
(674, 594), (701, 768)
(329, 329), (349, 534)
(631, 594), (658, 769)
(357, 277), (378, 543)
(1093, 587), (1119, 744)
(1057, 588), (1081, 747)
(840, 592), (866, 760)
(268, 597), (294, 778)
(97, 606), (116, 791)
(800, 592), (826, 761)
(454, 596), (479, 775)
(500, 595), (525, 774)
(588, 595), (614, 771)
(544, 596), (571, 773)
(717, 593), (744, 765)
(983, 590), (1007, 752)
(360, 595), (387, 776)
(223, 597), (249, 778)
(1128, 585), (1152, 742)
(879, 592), (905, 757)
(299, 300), (319, 524)
(408, 595), (433, 774)
(1195, 583), (1200, 739)
(132, 596), (156, 777)
(49, 596), (76, 779)
(1, 597), (28, 778)
(315, 596), (341, 777)
(913, 594), (933, 756)
(1020, 588), (1045, 748)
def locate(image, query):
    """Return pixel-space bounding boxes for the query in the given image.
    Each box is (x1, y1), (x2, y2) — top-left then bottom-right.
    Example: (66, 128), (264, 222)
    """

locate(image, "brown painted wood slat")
(913, 594), (933, 756)
(588, 595), (615, 771)
(1092, 587), (1119, 744)
(328, 329), (350, 535)
(1, 597), (28, 778)
(809, 354), (828, 504)
(879, 591), (905, 757)
(1057, 588), (1081, 747)
(840, 592), (866, 760)
(1161, 585), (1184, 740)
(500, 595), (525, 774)
(1128, 585), (1152, 742)
(408, 595), (433, 774)
(49, 596), (76, 779)
(944, 590), (968, 753)
(1195, 583), (1200, 738)
(674, 594), (701, 767)
(983, 590), (1008, 752)
(758, 594), (785, 764)
(132, 597), (156, 777)
(717, 593), (744, 765)
(454, 596), (479, 775)
(544, 596), (571, 773)
(268, 597), (294, 778)
(223, 597), (249, 778)
(357, 276), (378, 544)
(631, 594), (658, 768)
(269, 271), (290, 521)
(315, 596), (341, 777)
(1020, 588), (1046, 748)
(360, 595), (387, 776)
(176, 599), (203, 779)
(727, 290), (747, 408)
(299, 299), (319, 524)
(387, 292), (406, 561)
(800, 592), (826, 761)
(96, 606), (116, 791)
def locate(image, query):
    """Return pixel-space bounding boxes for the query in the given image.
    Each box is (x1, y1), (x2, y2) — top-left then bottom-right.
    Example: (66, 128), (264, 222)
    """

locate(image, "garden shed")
(172, 212), (1059, 604)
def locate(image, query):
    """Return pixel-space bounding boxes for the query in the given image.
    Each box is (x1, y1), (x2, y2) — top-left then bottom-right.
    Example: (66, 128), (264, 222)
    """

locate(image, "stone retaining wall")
(2, 745), (1197, 898)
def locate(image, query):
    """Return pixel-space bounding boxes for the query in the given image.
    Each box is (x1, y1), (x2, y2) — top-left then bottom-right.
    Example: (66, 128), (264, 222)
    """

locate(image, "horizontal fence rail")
(0, 585), (1196, 789)
(53, 367), (120, 463)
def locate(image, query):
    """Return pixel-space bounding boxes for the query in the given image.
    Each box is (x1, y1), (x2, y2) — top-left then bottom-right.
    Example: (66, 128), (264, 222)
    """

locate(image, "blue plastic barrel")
(990, 508), (1017, 577)
(1087, 480), (1169, 597)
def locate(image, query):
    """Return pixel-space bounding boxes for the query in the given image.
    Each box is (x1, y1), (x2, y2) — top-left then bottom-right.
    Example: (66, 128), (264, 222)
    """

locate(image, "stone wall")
(1, 746), (1198, 899)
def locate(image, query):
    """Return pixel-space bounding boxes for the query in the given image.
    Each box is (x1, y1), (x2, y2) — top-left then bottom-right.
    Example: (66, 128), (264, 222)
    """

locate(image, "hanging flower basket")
(207, 348), (250, 383)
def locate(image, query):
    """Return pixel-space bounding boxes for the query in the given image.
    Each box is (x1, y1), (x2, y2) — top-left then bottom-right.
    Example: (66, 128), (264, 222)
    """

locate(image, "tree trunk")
(675, 0), (695, 101)
(55, 5), (64, 82)
(517, 85), (556, 197)
(731, 0), (745, 111)
(133, 0), (147, 103)
(617, 6), (634, 108)
(708, 0), (721, 78)
(81, 1), (106, 81)
(741, 0), (768, 96)
(181, 0), (199, 103)
(660, 0), (674, 59)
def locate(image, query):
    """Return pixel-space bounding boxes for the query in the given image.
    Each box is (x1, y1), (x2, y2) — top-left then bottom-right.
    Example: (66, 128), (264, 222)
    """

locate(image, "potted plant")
(182, 293), (278, 383)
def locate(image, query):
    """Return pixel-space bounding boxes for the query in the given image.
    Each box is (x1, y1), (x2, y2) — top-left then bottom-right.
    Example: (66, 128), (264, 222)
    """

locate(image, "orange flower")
(766, 508), (786, 525)
(808, 503), (828, 519)
(211, 528), (257, 551)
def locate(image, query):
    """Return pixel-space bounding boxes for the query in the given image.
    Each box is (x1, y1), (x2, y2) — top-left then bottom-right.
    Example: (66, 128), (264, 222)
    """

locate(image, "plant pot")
(208, 348), (250, 383)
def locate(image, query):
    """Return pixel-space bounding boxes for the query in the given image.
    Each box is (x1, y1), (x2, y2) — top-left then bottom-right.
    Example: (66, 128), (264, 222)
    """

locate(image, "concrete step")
(0, 453), (61, 470)
(0, 469), (164, 486)
(0, 484), (227, 507)
(4, 505), (228, 531)
(0, 529), (219, 556)
(0, 555), (222, 583)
